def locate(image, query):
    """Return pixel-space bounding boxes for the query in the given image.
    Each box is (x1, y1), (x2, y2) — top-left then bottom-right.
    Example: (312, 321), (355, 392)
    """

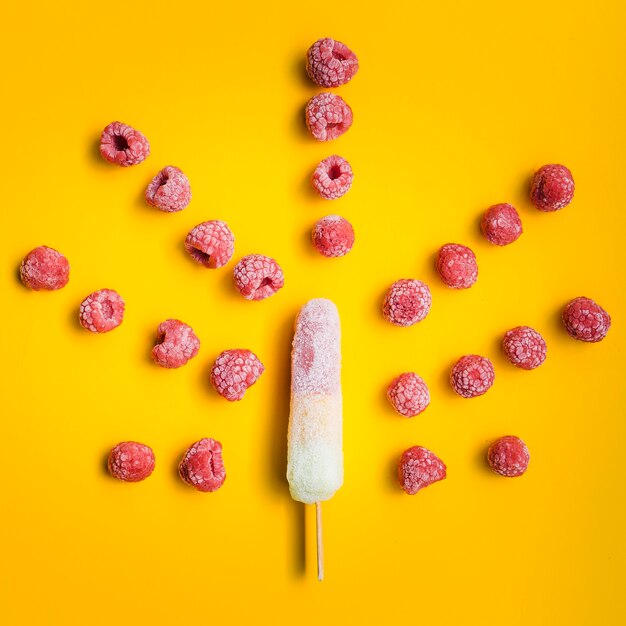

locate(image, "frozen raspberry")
(530, 164), (575, 211)
(502, 326), (547, 370)
(487, 436), (530, 477)
(306, 37), (359, 88)
(562, 296), (611, 343)
(233, 254), (284, 301)
(99, 121), (150, 166)
(79, 289), (125, 333)
(436, 244), (478, 289)
(185, 220), (235, 269)
(108, 441), (155, 482)
(151, 319), (200, 369)
(305, 93), (353, 141)
(145, 166), (191, 212)
(481, 203), (523, 246)
(387, 373), (430, 417)
(19, 246), (69, 291)
(178, 438), (226, 492)
(312, 215), (355, 258)
(450, 355), (495, 398)
(382, 279), (431, 327)
(398, 446), (446, 495)
(210, 349), (265, 401)
(312, 155), (353, 200)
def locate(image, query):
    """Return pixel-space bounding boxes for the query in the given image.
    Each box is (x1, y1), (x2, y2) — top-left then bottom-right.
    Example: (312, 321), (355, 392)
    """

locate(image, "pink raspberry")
(382, 279), (432, 327)
(210, 349), (265, 401)
(151, 319), (200, 369)
(99, 121), (150, 167)
(79, 289), (125, 333)
(387, 373), (430, 417)
(108, 441), (155, 482)
(185, 220), (235, 269)
(312, 155), (354, 199)
(481, 203), (523, 246)
(178, 438), (226, 492)
(398, 446), (447, 495)
(19, 246), (69, 291)
(530, 164), (575, 211)
(487, 436), (530, 478)
(233, 254), (284, 301)
(305, 93), (353, 141)
(502, 326), (547, 370)
(306, 37), (359, 88)
(562, 296), (611, 343)
(450, 355), (495, 398)
(312, 215), (355, 258)
(436, 243), (478, 289)
(145, 166), (191, 212)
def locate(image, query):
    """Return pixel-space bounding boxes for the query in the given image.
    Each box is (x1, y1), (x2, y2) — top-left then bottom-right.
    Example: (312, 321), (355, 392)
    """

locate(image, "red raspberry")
(450, 355), (495, 398)
(145, 166), (191, 212)
(436, 243), (478, 289)
(502, 326), (546, 370)
(382, 279), (432, 327)
(562, 296), (611, 343)
(481, 203), (523, 246)
(79, 289), (125, 333)
(210, 349), (265, 401)
(99, 121), (150, 167)
(108, 441), (155, 482)
(398, 446), (447, 495)
(312, 215), (355, 258)
(233, 254), (284, 301)
(19, 246), (69, 291)
(152, 319), (200, 369)
(306, 37), (359, 88)
(487, 436), (530, 477)
(387, 373), (430, 417)
(178, 438), (226, 492)
(185, 220), (235, 269)
(530, 164), (575, 211)
(305, 93), (353, 141)
(312, 155), (354, 200)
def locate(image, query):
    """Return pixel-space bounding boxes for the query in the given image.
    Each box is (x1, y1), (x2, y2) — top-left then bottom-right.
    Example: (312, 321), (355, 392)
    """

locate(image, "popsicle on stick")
(287, 298), (343, 582)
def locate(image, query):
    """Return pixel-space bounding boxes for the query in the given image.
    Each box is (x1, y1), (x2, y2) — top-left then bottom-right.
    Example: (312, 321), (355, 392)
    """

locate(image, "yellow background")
(1, 1), (624, 624)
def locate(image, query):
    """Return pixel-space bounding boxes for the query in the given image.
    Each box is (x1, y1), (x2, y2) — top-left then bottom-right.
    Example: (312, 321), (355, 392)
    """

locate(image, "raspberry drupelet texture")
(306, 37), (359, 87)
(487, 436), (530, 478)
(436, 243), (478, 289)
(562, 297), (611, 343)
(145, 166), (191, 212)
(108, 441), (155, 482)
(382, 279), (432, 327)
(312, 215), (355, 258)
(185, 220), (235, 269)
(210, 349), (265, 401)
(151, 319), (200, 369)
(19, 246), (70, 291)
(178, 438), (226, 492)
(387, 373), (430, 417)
(79, 289), (125, 333)
(502, 326), (547, 370)
(481, 203), (523, 246)
(312, 155), (354, 199)
(233, 254), (284, 300)
(530, 164), (575, 211)
(99, 121), (150, 166)
(398, 446), (447, 495)
(450, 355), (495, 398)
(305, 93), (353, 141)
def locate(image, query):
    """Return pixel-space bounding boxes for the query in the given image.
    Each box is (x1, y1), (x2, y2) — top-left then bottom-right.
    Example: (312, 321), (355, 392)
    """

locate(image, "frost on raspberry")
(305, 93), (353, 141)
(387, 373), (430, 417)
(382, 279), (432, 327)
(487, 436), (530, 477)
(210, 349), (265, 401)
(312, 215), (355, 258)
(312, 155), (353, 200)
(99, 121), (150, 166)
(185, 220), (235, 269)
(145, 166), (191, 212)
(152, 319), (200, 368)
(530, 164), (574, 211)
(306, 37), (359, 87)
(19, 246), (70, 291)
(481, 203), (523, 246)
(398, 446), (446, 495)
(178, 438), (226, 492)
(436, 243), (478, 289)
(502, 326), (547, 370)
(233, 254), (284, 301)
(562, 296), (611, 343)
(450, 355), (494, 398)
(108, 441), (155, 482)
(79, 289), (125, 333)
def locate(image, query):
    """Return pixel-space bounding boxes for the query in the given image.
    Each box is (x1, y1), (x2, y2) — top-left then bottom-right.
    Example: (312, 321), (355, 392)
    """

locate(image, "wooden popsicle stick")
(316, 501), (324, 582)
